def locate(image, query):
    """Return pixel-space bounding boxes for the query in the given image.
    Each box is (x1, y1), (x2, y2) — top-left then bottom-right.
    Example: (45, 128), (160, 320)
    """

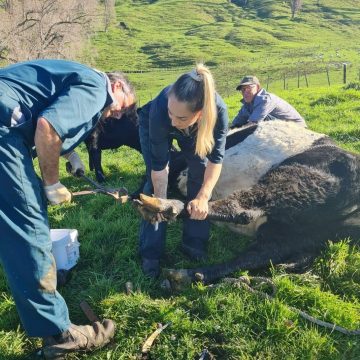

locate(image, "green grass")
(2, 1), (360, 358)
(1, 85), (360, 359)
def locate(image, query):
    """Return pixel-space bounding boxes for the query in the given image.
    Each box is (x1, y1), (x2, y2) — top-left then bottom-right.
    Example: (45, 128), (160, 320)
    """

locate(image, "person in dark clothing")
(232, 75), (306, 128)
(138, 63), (229, 277)
(0, 59), (134, 358)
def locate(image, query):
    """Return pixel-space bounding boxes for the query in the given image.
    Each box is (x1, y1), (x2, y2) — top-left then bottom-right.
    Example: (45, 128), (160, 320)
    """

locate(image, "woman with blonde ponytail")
(138, 64), (229, 277)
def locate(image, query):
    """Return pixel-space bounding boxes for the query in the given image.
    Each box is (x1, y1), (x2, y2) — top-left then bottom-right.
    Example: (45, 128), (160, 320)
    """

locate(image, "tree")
(103, 0), (115, 32)
(289, 0), (303, 19)
(0, 0), (98, 63)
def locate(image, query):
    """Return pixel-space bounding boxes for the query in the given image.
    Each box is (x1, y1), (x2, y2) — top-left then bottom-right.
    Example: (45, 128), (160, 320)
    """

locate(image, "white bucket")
(50, 229), (80, 270)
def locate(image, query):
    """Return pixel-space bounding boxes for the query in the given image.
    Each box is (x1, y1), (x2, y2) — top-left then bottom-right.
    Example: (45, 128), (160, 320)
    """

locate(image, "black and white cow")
(136, 120), (360, 289)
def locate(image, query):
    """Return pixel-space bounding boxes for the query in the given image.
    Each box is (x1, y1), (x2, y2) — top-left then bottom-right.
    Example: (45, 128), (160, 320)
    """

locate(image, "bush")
(343, 82), (360, 91)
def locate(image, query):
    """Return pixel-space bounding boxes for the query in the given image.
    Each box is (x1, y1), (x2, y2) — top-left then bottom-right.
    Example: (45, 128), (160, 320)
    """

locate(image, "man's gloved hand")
(44, 182), (72, 205)
(66, 151), (85, 176)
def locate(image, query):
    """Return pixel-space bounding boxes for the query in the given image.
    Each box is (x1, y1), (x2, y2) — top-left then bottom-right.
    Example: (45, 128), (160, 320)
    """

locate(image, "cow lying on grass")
(136, 121), (360, 289)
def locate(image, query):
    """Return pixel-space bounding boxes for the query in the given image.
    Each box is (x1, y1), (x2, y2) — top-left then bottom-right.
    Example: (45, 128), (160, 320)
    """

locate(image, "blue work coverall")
(138, 86), (228, 261)
(0, 59), (113, 337)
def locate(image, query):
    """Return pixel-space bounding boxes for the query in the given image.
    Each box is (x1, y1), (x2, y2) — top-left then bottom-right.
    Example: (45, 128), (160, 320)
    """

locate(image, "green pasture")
(91, 0), (360, 91)
(1, 84), (360, 359)
(88, 0), (360, 105)
(2, 0), (360, 358)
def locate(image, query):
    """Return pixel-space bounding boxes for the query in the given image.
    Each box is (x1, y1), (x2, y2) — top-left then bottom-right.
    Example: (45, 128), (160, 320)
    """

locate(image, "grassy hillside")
(90, 0), (360, 100)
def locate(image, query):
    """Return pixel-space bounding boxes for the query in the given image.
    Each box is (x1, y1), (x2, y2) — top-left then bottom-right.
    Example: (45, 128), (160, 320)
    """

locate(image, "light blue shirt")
(232, 88), (306, 127)
(0, 59), (114, 154)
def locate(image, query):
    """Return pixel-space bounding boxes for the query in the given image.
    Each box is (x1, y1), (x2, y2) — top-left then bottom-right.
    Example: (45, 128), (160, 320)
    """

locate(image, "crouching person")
(232, 75), (306, 128)
(138, 63), (228, 277)
(0, 59), (133, 358)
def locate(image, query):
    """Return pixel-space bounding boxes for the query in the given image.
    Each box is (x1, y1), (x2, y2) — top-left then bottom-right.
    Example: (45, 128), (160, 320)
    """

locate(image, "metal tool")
(66, 162), (129, 202)
(79, 300), (100, 323)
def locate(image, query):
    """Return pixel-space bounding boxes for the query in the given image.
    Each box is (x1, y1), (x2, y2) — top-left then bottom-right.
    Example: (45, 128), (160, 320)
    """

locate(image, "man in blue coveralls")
(0, 59), (134, 358)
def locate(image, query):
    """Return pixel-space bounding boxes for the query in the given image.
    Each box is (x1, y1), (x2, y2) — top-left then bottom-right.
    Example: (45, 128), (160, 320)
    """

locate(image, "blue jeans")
(0, 125), (71, 337)
(138, 113), (210, 261)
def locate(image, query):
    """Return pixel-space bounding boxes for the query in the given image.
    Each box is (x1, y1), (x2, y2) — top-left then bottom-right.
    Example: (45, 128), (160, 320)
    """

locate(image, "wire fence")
(128, 62), (360, 106)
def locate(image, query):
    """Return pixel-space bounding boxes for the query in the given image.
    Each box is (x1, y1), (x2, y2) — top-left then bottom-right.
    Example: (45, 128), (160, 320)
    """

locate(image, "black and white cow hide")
(138, 120), (360, 288)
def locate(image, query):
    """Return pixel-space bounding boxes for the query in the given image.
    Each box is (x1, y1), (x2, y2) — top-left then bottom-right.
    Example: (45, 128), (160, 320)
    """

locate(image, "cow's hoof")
(162, 268), (194, 291)
(137, 194), (185, 222)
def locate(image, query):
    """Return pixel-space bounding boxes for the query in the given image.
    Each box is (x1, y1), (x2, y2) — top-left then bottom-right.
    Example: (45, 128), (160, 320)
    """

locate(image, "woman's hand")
(187, 196), (209, 220)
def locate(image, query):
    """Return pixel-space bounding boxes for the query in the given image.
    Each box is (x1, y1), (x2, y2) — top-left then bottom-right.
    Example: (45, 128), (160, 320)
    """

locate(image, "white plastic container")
(50, 229), (80, 270)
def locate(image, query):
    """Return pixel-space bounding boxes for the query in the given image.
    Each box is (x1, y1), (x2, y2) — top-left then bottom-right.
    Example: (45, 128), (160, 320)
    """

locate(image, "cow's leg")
(163, 232), (321, 290)
(163, 239), (285, 290)
(91, 149), (105, 183)
(85, 136), (106, 182)
(163, 165), (342, 290)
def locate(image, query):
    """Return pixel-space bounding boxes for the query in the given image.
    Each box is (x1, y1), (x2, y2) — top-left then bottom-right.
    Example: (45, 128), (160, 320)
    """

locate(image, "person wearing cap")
(0, 59), (135, 358)
(138, 63), (229, 277)
(231, 75), (306, 128)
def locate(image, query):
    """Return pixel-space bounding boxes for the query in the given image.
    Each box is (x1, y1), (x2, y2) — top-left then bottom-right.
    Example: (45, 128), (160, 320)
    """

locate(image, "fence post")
(266, 74), (270, 91)
(326, 67), (331, 86)
(283, 74), (286, 90)
(343, 63), (347, 84)
(297, 71), (300, 88)
(304, 73), (309, 87)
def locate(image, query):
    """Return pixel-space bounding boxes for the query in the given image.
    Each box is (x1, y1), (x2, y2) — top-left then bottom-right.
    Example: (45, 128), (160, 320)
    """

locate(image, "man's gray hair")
(106, 71), (134, 95)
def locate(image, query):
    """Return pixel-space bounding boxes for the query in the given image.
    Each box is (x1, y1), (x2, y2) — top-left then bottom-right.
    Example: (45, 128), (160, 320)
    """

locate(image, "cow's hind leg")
(164, 216), (325, 290)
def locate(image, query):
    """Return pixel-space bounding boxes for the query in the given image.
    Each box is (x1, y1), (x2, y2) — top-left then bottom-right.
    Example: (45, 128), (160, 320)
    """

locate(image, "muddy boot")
(42, 319), (115, 359)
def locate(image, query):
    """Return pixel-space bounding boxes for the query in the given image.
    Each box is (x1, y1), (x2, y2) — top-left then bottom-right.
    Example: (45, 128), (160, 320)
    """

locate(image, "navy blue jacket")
(141, 86), (229, 171)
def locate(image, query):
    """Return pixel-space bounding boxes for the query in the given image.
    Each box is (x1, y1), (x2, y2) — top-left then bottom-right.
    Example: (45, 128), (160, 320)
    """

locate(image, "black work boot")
(181, 243), (207, 261)
(141, 258), (160, 278)
(42, 319), (115, 359)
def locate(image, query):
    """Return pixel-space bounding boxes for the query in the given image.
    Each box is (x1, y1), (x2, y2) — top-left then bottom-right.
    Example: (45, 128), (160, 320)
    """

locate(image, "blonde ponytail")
(194, 63), (216, 159)
(168, 63), (217, 159)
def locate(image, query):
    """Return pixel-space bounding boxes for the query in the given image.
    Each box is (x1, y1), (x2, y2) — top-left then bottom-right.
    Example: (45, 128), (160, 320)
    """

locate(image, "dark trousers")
(138, 116), (210, 261)
(0, 125), (70, 337)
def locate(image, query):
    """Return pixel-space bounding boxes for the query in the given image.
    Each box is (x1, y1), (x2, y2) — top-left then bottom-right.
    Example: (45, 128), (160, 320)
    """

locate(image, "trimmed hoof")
(139, 194), (184, 213)
(162, 269), (203, 291)
(135, 194), (185, 224)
